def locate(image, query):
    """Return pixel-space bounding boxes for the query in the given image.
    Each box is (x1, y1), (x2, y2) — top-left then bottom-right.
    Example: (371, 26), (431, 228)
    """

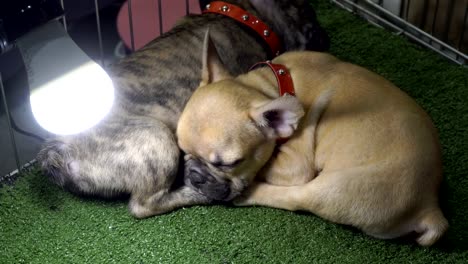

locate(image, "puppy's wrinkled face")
(177, 81), (276, 201)
(177, 29), (304, 201)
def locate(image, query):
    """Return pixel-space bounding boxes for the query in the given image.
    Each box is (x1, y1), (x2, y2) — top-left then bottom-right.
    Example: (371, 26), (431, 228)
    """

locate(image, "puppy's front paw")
(232, 184), (258, 206)
(232, 195), (250, 206)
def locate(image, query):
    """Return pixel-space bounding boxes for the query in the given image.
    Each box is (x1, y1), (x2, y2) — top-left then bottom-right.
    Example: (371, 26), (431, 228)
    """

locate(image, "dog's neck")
(237, 66), (286, 100)
(250, 61), (295, 96)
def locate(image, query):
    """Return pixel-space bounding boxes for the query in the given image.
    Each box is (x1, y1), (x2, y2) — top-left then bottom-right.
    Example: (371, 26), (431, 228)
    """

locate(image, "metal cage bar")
(128, 0), (136, 51)
(94, 0), (105, 65)
(0, 73), (21, 173)
(430, 0), (440, 34)
(404, 0), (411, 20)
(158, 0), (164, 35)
(459, 6), (468, 51)
(186, 0), (190, 15)
(60, 0), (68, 31)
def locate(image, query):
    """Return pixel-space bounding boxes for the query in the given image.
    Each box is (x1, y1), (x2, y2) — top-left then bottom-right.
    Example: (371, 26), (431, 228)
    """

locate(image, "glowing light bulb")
(17, 20), (114, 135)
(30, 61), (114, 135)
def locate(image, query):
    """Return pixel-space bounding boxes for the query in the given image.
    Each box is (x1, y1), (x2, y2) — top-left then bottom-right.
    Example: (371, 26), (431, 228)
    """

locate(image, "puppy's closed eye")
(211, 158), (244, 169)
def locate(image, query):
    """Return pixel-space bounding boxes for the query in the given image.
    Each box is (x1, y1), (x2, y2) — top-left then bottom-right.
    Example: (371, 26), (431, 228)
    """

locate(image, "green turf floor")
(1, 0), (468, 263)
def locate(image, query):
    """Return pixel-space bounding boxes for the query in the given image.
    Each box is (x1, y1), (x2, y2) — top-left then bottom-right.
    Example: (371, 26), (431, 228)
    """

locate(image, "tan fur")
(177, 48), (448, 246)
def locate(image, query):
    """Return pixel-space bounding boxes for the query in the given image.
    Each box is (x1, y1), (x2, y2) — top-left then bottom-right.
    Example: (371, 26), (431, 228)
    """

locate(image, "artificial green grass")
(1, 0), (468, 263)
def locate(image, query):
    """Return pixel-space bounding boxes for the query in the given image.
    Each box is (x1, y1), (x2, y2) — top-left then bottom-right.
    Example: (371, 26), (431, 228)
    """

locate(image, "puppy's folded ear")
(201, 28), (232, 86)
(249, 95), (305, 139)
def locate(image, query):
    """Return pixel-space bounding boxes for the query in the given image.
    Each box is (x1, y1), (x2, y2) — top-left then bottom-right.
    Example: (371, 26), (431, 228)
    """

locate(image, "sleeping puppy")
(176, 35), (448, 246)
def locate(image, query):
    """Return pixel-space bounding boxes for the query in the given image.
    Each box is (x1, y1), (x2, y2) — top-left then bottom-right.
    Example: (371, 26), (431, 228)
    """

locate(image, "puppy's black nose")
(184, 157), (231, 201)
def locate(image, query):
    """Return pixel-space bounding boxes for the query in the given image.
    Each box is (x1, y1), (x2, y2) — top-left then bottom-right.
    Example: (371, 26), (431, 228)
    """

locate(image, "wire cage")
(331, 0), (468, 65)
(0, 0), (466, 182)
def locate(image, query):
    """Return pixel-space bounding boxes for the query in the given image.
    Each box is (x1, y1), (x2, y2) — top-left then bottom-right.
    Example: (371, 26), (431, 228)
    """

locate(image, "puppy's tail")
(307, 88), (335, 128)
(415, 207), (449, 246)
(304, 87), (334, 143)
(299, 87), (335, 169)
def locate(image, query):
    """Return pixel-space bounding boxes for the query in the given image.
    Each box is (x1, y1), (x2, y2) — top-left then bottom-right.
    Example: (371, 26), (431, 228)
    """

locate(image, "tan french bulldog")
(176, 34), (448, 246)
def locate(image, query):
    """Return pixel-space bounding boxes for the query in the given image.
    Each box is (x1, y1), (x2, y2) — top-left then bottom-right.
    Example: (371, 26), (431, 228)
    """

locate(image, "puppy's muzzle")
(184, 156), (232, 201)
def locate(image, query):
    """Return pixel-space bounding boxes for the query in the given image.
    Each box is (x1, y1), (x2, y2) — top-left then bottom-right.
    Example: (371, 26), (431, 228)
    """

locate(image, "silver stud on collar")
(206, 4), (210, 9)
(221, 5), (229, 12)
(263, 30), (270, 37)
(278, 69), (285, 75)
(242, 14), (249, 21)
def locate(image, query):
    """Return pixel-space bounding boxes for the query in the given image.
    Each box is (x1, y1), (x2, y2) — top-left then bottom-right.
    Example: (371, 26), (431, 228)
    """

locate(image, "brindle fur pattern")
(37, 0), (329, 218)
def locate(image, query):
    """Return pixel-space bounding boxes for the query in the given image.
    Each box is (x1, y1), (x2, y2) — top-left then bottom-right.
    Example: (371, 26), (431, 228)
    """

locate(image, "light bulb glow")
(30, 61), (114, 135)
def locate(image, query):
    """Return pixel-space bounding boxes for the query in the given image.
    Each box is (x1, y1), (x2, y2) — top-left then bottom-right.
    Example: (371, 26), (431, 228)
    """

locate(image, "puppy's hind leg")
(39, 117), (172, 197)
(413, 208), (448, 246)
(237, 168), (448, 246)
(364, 207), (449, 247)
(37, 136), (99, 195)
(233, 182), (306, 211)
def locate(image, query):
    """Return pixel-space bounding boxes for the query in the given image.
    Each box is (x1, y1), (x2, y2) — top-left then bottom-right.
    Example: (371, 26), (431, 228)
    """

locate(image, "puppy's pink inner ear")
(263, 110), (298, 138)
(250, 96), (305, 139)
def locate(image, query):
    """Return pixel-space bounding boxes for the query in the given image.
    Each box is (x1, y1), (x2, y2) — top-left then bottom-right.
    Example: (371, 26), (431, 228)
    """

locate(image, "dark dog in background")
(37, 0), (329, 218)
